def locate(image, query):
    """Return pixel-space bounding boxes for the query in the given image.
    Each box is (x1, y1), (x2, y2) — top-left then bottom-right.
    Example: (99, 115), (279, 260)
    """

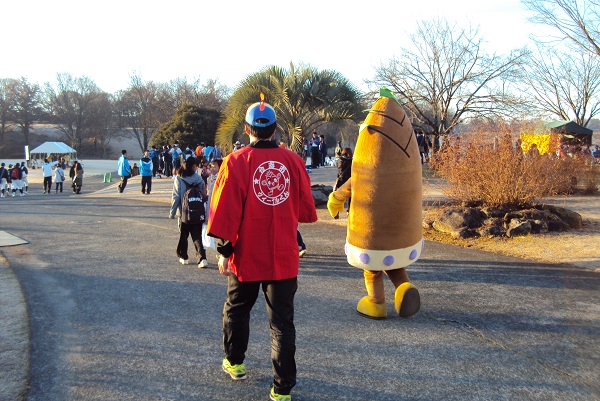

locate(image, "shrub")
(429, 134), (596, 208)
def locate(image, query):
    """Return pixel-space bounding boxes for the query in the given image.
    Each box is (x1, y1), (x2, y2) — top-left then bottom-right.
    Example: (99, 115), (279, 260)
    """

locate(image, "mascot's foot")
(394, 282), (420, 318)
(356, 296), (387, 319)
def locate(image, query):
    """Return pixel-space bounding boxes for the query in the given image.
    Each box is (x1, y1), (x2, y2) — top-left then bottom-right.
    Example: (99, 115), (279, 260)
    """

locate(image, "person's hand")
(327, 192), (345, 218)
(218, 255), (231, 276)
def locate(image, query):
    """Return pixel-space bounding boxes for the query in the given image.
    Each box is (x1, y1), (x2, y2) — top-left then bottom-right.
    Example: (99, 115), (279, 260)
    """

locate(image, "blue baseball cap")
(245, 100), (276, 128)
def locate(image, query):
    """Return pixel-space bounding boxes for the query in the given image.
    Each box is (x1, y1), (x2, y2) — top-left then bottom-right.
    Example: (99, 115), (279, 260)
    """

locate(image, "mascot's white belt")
(345, 239), (424, 271)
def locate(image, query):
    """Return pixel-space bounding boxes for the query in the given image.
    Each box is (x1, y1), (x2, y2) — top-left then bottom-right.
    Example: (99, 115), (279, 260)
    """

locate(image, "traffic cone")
(103, 173), (107, 183)
(109, 173), (113, 182)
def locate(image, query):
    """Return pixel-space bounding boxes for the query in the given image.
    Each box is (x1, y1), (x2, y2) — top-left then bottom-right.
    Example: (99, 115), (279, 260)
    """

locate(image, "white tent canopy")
(29, 141), (77, 162)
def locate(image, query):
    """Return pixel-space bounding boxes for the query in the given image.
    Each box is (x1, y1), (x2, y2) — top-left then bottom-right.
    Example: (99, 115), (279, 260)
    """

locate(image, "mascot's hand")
(327, 192), (345, 218)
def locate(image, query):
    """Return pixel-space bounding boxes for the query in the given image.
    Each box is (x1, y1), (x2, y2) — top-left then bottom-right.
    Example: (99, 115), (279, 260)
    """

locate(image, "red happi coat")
(207, 141), (317, 282)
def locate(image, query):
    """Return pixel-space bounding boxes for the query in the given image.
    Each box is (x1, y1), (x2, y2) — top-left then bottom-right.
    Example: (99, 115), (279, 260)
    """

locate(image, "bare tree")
(44, 73), (107, 151)
(522, 0), (600, 56)
(86, 92), (120, 158)
(0, 78), (17, 156)
(369, 19), (529, 150)
(162, 77), (229, 112)
(114, 73), (166, 153)
(523, 47), (600, 126)
(12, 77), (42, 147)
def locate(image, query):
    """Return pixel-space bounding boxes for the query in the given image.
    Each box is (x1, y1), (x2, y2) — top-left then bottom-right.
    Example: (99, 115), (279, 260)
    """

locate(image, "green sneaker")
(270, 387), (291, 401)
(222, 358), (246, 380)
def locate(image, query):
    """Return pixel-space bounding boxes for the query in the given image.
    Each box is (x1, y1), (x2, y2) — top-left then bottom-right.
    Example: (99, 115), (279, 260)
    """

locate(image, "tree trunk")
(22, 126), (30, 147)
(0, 127), (5, 157)
(432, 134), (441, 153)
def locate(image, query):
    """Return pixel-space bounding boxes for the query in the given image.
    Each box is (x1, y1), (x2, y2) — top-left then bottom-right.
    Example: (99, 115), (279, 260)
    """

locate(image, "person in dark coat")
(334, 147), (353, 213)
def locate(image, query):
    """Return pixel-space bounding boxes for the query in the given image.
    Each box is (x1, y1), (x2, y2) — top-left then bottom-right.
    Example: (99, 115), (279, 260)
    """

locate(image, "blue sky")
(3, 0), (536, 93)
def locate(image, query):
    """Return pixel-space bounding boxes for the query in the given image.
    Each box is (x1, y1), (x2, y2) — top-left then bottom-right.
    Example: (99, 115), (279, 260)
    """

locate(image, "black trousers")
(118, 175), (129, 192)
(296, 230), (305, 250)
(223, 275), (297, 395)
(141, 176), (152, 193)
(43, 176), (52, 192)
(176, 221), (206, 263)
(310, 147), (320, 167)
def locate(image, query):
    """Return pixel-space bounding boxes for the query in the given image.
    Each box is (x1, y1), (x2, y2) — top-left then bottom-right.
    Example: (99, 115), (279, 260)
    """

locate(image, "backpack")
(10, 168), (19, 180)
(181, 180), (206, 224)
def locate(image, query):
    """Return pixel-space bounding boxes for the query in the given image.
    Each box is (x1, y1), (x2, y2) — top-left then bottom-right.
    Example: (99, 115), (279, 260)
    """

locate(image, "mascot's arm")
(327, 179), (351, 218)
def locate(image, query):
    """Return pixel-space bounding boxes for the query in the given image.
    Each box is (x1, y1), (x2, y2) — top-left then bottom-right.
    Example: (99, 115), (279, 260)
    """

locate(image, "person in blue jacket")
(117, 149), (132, 193)
(140, 150), (153, 195)
(149, 145), (160, 178)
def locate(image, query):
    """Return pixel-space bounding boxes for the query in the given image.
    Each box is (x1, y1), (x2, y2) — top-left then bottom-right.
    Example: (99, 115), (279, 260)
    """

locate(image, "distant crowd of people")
(0, 161), (29, 197)
(0, 156), (85, 197)
(144, 142), (224, 180)
(301, 132), (329, 167)
(115, 142), (225, 194)
(556, 143), (600, 161)
(524, 142), (600, 162)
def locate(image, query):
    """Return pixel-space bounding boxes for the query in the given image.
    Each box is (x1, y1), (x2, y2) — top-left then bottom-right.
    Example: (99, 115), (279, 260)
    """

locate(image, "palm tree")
(215, 64), (365, 154)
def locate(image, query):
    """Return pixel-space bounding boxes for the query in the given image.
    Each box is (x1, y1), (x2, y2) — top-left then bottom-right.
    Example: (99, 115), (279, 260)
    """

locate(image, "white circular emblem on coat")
(253, 161), (290, 206)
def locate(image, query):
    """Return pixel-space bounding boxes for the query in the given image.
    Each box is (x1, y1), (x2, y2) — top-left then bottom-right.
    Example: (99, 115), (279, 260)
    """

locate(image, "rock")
(434, 207), (486, 232)
(426, 202), (580, 239)
(503, 212), (522, 222)
(481, 207), (510, 218)
(432, 220), (453, 234)
(478, 225), (506, 237)
(520, 208), (549, 221)
(536, 204), (583, 229)
(311, 184), (334, 194)
(507, 220), (532, 237)
(311, 184), (333, 206)
(452, 227), (480, 239)
(547, 219), (570, 232)
(530, 220), (548, 234)
(312, 190), (329, 206)
(483, 217), (504, 227)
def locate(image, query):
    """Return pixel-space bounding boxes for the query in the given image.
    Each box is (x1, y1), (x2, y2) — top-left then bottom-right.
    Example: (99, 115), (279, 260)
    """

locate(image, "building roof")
(544, 120), (593, 135)
(29, 141), (77, 155)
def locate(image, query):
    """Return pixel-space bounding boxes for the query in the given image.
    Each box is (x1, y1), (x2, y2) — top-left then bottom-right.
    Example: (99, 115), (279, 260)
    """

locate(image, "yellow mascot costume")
(327, 87), (423, 319)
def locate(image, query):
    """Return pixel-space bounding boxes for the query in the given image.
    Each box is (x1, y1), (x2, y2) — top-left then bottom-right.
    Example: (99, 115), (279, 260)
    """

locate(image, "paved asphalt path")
(1, 173), (599, 400)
